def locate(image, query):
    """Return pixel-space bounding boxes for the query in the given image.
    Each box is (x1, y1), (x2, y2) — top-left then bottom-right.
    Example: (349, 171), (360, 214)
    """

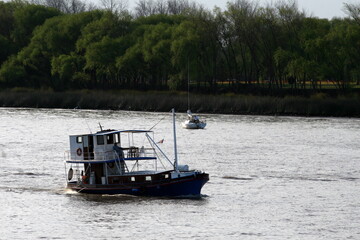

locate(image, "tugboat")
(64, 109), (209, 197)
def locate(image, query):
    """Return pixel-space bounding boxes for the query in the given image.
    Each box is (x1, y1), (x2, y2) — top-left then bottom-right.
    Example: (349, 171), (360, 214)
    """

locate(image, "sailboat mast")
(187, 59), (190, 110)
(172, 108), (178, 171)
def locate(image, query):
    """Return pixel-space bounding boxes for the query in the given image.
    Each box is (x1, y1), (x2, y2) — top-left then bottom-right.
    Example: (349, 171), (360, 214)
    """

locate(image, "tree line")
(0, 0), (360, 93)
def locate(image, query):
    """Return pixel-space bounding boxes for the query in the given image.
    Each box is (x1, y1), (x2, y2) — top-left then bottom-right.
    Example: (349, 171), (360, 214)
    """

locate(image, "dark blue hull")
(68, 173), (209, 197)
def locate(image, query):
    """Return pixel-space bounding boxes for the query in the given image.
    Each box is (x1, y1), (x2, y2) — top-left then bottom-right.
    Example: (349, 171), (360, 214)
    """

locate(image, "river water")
(0, 108), (359, 239)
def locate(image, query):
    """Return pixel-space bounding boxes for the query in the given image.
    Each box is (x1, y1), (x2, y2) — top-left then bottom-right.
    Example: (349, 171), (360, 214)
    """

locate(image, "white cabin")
(65, 129), (160, 185)
(69, 129), (151, 161)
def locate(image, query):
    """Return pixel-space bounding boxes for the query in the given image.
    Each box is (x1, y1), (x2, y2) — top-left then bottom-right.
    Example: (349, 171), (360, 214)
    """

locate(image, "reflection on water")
(1, 108), (360, 239)
(64, 192), (209, 206)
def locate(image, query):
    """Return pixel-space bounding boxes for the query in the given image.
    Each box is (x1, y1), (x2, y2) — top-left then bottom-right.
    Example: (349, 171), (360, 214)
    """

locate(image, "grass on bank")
(0, 88), (359, 117)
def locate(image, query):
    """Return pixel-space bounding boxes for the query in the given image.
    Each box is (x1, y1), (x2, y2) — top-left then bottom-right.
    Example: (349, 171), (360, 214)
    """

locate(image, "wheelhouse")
(68, 130), (154, 160)
(65, 129), (170, 185)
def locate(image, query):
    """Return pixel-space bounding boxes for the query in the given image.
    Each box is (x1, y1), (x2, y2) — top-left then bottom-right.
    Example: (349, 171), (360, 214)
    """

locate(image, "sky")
(205, 0), (358, 19)
(2, 0), (355, 19)
(123, 0), (359, 19)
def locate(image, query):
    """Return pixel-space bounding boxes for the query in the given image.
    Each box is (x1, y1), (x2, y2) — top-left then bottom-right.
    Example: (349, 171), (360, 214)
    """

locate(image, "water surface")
(1, 108), (359, 239)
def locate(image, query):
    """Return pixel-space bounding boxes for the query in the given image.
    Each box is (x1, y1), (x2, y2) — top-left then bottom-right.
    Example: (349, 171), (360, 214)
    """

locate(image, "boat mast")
(172, 108), (179, 171)
(187, 58), (190, 111)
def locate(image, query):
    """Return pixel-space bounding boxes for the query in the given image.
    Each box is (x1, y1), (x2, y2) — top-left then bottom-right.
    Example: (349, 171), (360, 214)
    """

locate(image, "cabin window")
(97, 135), (104, 145)
(106, 134), (114, 144)
(164, 174), (169, 179)
(76, 136), (82, 143)
(146, 176), (152, 181)
(131, 177), (135, 182)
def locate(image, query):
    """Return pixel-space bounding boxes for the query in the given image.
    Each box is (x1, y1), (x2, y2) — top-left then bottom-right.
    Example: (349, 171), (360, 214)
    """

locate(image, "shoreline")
(0, 89), (359, 118)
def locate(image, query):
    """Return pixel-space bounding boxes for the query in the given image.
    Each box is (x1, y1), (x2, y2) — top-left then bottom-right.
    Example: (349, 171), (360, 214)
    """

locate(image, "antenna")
(172, 108), (179, 172)
(86, 121), (92, 134)
(77, 108), (92, 134)
(148, 115), (166, 131)
(98, 122), (103, 131)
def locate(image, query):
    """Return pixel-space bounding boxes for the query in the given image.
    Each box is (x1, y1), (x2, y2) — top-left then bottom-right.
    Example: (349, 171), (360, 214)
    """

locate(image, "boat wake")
(13, 172), (51, 176)
(266, 174), (359, 182)
(0, 185), (58, 194)
(222, 176), (253, 181)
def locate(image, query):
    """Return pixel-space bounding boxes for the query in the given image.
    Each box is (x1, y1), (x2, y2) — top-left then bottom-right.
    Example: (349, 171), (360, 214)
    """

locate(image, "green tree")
(85, 36), (129, 88)
(11, 10), (104, 88)
(170, 20), (200, 90)
(76, 11), (132, 53)
(0, 1), (16, 39)
(0, 1), (21, 67)
(318, 19), (360, 89)
(51, 53), (85, 90)
(0, 35), (14, 64)
(0, 56), (27, 87)
(142, 22), (174, 88)
(12, 4), (61, 48)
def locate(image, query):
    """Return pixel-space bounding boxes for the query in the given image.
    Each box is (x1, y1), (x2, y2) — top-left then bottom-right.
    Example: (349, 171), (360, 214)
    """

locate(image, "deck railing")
(65, 147), (156, 162)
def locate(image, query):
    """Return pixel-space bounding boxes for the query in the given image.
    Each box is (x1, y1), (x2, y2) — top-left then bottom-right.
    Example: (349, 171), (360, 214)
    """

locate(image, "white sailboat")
(182, 62), (206, 129)
(182, 110), (207, 129)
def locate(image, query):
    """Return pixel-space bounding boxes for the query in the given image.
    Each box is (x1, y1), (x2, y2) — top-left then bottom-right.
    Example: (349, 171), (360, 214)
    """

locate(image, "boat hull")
(181, 121), (206, 129)
(67, 173), (209, 197)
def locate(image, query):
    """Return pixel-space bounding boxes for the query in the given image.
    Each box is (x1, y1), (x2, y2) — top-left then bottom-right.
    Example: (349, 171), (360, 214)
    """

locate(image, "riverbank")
(0, 89), (359, 117)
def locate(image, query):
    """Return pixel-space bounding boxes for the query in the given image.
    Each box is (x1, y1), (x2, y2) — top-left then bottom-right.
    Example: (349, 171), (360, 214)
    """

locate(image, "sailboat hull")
(182, 120), (206, 129)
